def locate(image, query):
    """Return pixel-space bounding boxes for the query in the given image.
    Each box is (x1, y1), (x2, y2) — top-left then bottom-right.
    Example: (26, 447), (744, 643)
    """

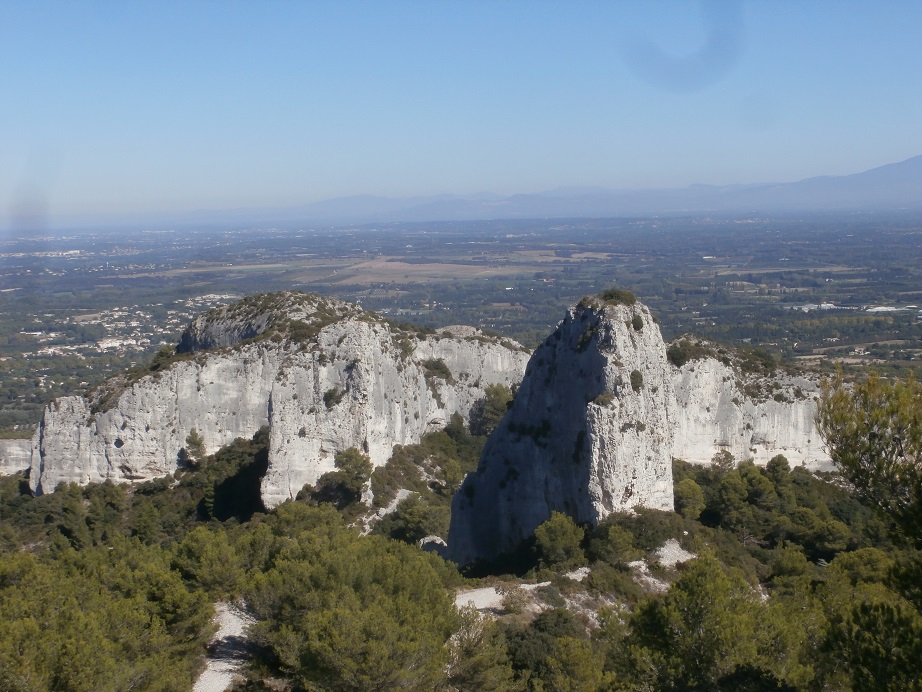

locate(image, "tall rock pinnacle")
(448, 293), (675, 566)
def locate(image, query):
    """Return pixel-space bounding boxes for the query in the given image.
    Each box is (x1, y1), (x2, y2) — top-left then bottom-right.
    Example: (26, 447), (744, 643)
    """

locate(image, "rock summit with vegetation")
(28, 292), (529, 507)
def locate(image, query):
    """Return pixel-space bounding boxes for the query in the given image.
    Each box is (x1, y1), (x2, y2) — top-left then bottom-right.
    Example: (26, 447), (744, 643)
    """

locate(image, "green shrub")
(666, 338), (716, 367)
(370, 418), (484, 509)
(244, 524), (458, 691)
(534, 511), (586, 568)
(588, 522), (642, 564)
(598, 289), (637, 306)
(593, 391), (615, 407)
(675, 478), (705, 520)
(370, 451), (426, 508)
(576, 325), (596, 351)
(422, 358), (454, 383)
(610, 508), (690, 553)
(183, 428), (206, 466)
(323, 386), (344, 409)
(737, 346), (778, 375)
(287, 319), (317, 342)
(469, 384), (514, 436)
(149, 345), (177, 371)
(374, 493), (449, 543)
(0, 544), (212, 690)
(666, 344), (688, 367)
(307, 448), (373, 513)
(498, 584), (529, 614)
(630, 370), (644, 392)
(586, 563), (646, 603)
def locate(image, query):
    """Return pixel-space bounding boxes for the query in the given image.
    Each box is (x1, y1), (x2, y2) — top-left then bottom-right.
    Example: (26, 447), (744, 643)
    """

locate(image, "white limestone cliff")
(31, 346), (279, 493)
(259, 320), (529, 508)
(447, 304), (833, 566)
(0, 439), (31, 475)
(29, 293), (529, 506)
(670, 355), (830, 470)
(29, 289), (834, 566)
(448, 297), (675, 566)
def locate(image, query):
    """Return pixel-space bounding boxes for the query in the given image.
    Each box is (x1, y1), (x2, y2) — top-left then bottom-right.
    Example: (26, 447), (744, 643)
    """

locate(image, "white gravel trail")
(193, 602), (254, 692)
(454, 581), (552, 612)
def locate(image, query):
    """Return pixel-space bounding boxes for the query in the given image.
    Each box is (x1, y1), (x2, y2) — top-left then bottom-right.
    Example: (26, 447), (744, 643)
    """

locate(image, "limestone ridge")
(448, 297), (675, 566)
(29, 292), (530, 506)
(447, 312), (832, 566)
(670, 340), (828, 468)
(0, 439), (31, 475)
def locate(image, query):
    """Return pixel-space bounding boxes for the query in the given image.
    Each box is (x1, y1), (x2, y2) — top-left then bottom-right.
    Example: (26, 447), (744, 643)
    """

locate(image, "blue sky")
(2, 0), (922, 227)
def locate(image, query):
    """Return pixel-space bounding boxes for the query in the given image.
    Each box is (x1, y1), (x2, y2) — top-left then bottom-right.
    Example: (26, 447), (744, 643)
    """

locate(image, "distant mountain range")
(66, 154), (922, 230)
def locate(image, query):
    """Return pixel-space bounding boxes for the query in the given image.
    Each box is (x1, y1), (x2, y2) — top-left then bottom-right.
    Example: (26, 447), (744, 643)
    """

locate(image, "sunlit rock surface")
(29, 293), (529, 505)
(671, 355), (829, 470)
(449, 297), (675, 565)
(30, 290), (832, 562)
(448, 302), (831, 566)
(0, 439), (31, 475)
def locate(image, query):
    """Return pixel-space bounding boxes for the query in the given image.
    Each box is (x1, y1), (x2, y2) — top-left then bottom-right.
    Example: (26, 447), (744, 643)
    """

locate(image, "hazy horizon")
(4, 1), (922, 230)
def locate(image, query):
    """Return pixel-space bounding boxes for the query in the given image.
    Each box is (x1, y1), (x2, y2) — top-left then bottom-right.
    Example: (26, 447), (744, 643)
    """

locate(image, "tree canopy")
(817, 371), (922, 546)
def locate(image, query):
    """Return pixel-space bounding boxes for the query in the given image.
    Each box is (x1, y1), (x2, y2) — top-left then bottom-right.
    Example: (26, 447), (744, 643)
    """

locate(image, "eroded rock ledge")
(29, 292), (530, 507)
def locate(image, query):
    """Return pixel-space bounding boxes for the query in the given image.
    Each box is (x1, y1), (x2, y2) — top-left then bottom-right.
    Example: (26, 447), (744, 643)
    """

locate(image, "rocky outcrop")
(0, 439), (31, 475)
(176, 292), (314, 353)
(670, 355), (829, 469)
(31, 348), (279, 493)
(259, 318), (528, 508)
(448, 296), (675, 566)
(30, 289), (834, 566)
(29, 293), (530, 505)
(447, 303), (833, 566)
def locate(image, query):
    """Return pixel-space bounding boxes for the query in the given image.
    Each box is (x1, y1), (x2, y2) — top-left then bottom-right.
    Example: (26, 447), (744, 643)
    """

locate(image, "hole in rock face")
(114, 438), (124, 448)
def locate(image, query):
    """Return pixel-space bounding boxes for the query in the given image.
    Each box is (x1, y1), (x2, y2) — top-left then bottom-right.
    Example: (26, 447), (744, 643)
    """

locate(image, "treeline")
(1, 422), (921, 689)
(0, 427), (482, 690)
(453, 452), (919, 690)
(0, 429), (274, 689)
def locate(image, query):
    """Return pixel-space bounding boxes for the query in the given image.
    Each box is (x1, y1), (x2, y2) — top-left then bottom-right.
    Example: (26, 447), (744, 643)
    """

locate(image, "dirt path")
(194, 602), (254, 692)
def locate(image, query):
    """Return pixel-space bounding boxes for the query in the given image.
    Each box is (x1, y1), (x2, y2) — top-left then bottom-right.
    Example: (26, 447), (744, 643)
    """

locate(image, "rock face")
(29, 293), (530, 506)
(671, 355), (829, 470)
(0, 439), (31, 475)
(447, 305), (833, 566)
(30, 289), (833, 566)
(448, 297), (675, 566)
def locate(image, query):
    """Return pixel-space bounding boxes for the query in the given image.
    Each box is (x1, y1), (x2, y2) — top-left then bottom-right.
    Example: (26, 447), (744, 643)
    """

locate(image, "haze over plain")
(3, 0), (922, 230)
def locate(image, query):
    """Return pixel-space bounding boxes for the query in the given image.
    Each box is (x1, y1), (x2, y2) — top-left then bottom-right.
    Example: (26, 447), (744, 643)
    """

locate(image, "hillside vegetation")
(2, 398), (921, 690)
